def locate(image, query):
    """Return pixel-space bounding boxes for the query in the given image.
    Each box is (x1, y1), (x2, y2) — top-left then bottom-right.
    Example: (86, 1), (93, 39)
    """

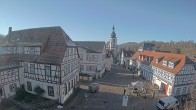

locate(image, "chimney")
(8, 27), (12, 35)
(7, 27), (12, 42)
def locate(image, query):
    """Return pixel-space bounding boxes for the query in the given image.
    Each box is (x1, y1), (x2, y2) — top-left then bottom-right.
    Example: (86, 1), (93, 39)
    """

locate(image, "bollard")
(133, 106), (135, 110)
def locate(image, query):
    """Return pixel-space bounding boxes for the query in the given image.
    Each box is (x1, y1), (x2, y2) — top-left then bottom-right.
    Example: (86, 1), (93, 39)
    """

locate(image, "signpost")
(122, 95), (128, 107)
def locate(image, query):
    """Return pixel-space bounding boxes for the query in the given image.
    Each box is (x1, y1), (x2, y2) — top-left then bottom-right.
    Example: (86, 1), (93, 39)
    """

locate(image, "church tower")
(107, 25), (118, 58)
(109, 25), (117, 50)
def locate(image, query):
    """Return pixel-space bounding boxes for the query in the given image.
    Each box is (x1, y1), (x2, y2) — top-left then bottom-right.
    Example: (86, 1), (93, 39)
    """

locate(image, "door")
(165, 84), (169, 94)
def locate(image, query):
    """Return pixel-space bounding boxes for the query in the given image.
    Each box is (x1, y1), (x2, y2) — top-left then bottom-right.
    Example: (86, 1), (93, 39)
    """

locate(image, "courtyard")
(56, 65), (164, 110)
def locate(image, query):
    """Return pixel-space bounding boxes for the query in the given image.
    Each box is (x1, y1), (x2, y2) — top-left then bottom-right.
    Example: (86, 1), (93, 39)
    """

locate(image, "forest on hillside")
(119, 40), (196, 57)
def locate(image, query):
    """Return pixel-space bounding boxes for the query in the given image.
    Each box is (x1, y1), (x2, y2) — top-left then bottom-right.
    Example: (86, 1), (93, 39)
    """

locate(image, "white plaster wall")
(18, 67), (24, 85)
(4, 81), (20, 98)
(24, 78), (59, 100)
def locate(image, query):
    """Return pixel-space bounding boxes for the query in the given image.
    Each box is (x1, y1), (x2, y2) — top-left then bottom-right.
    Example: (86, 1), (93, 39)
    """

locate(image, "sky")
(0, 0), (196, 44)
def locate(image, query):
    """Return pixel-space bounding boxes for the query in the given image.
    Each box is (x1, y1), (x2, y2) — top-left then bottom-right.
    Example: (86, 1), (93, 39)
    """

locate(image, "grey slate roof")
(0, 55), (19, 71)
(123, 50), (134, 57)
(74, 41), (105, 53)
(4, 26), (75, 65)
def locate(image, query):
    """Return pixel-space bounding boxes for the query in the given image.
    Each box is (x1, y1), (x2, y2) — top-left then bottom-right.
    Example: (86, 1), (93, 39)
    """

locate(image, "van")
(157, 96), (179, 110)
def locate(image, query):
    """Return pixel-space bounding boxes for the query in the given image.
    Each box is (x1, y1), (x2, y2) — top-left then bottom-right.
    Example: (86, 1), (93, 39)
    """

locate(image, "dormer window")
(156, 59), (158, 63)
(139, 55), (141, 60)
(163, 60), (167, 66)
(156, 56), (164, 64)
(168, 62), (174, 68)
(146, 56), (152, 62)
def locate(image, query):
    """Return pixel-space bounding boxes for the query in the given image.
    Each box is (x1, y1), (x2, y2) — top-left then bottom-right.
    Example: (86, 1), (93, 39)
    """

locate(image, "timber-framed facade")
(0, 26), (80, 104)
(130, 51), (196, 96)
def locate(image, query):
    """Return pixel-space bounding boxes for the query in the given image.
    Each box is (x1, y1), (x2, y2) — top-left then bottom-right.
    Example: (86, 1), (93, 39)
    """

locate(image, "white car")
(157, 96), (179, 110)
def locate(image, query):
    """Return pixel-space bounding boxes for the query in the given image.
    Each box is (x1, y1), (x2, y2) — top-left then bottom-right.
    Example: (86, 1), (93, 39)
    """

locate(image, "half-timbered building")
(1, 26), (80, 104)
(130, 51), (196, 96)
(0, 49), (20, 102)
(74, 41), (106, 79)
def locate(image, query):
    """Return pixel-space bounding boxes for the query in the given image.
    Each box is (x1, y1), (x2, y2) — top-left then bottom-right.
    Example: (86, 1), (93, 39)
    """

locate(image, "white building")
(74, 41), (106, 79)
(130, 51), (196, 96)
(120, 49), (134, 68)
(1, 26), (80, 104)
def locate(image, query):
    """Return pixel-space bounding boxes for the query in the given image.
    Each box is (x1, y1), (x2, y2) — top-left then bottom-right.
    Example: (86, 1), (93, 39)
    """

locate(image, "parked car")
(157, 96), (179, 110)
(89, 82), (99, 93)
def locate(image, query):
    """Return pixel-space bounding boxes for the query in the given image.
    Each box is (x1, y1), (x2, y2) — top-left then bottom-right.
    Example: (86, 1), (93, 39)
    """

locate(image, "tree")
(34, 86), (45, 101)
(15, 86), (27, 101)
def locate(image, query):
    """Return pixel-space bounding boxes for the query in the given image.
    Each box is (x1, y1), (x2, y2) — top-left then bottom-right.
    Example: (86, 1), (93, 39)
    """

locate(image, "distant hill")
(119, 40), (196, 57)
(118, 42), (138, 52)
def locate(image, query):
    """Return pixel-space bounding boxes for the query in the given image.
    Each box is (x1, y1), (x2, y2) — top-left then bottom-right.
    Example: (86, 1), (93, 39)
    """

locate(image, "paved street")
(58, 65), (162, 110)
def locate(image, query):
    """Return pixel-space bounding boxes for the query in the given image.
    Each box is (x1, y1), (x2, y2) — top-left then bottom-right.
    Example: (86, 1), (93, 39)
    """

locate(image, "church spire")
(111, 25), (116, 38)
(112, 25), (115, 31)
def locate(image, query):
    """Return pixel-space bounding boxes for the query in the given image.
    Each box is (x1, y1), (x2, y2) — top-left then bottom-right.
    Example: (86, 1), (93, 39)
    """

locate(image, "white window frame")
(168, 62), (174, 68)
(163, 60), (167, 66)
(45, 65), (51, 76)
(30, 63), (35, 74)
(24, 62), (28, 73)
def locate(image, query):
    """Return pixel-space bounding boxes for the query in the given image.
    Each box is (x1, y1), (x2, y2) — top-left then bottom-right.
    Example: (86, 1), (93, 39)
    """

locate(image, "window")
(80, 65), (84, 72)
(0, 88), (3, 96)
(64, 83), (67, 95)
(67, 64), (70, 73)
(168, 62), (174, 68)
(29, 47), (35, 55)
(45, 65), (51, 76)
(72, 79), (74, 88)
(74, 78), (76, 86)
(9, 83), (17, 92)
(27, 81), (32, 91)
(64, 65), (68, 75)
(182, 87), (187, 94)
(66, 49), (69, 56)
(86, 65), (97, 72)
(13, 47), (17, 53)
(48, 86), (54, 96)
(163, 61), (167, 66)
(176, 88), (181, 95)
(79, 54), (83, 61)
(187, 86), (191, 93)
(24, 62), (28, 73)
(68, 82), (71, 91)
(94, 55), (98, 62)
(30, 63), (35, 74)
(156, 59), (159, 63)
(69, 48), (73, 55)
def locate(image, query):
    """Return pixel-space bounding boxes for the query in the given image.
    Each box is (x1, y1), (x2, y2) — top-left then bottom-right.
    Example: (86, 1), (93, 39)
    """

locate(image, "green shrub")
(34, 86), (45, 101)
(15, 87), (27, 101)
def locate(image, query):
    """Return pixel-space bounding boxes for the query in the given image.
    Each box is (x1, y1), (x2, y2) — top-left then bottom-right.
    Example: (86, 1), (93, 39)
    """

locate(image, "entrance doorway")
(161, 82), (166, 91)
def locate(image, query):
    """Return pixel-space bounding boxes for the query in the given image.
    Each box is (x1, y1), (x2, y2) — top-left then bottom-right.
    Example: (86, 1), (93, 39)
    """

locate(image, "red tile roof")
(131, 51), (193, 74)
